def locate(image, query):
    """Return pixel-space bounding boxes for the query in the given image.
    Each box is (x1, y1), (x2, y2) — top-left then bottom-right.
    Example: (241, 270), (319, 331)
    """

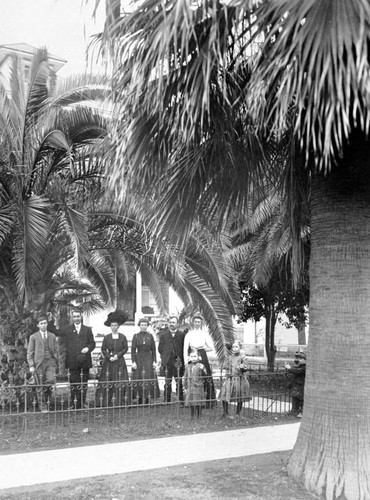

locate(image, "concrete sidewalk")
(0, 423), (300, 490)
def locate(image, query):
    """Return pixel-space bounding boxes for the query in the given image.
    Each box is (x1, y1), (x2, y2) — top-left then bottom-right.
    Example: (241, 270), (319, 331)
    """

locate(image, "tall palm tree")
(0, 49), (109, 310)
(102, 1), (370, 498)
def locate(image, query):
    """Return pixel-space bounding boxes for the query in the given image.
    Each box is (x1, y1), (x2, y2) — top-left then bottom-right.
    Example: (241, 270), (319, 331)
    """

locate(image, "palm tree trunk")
(288, 133), (370, 500)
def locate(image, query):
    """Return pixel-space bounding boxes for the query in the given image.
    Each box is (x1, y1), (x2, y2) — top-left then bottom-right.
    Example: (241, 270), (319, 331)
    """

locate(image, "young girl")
(184, 349), (207, 418)
(219, 340), (251, 416)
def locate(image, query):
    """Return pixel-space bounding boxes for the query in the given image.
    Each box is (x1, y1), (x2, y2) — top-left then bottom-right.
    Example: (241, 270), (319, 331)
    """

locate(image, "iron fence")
(0, 369), (295, 440)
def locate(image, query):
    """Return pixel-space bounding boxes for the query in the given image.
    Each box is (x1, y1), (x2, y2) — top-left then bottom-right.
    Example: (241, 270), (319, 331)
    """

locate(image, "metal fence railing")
(0, 370), (295, 439)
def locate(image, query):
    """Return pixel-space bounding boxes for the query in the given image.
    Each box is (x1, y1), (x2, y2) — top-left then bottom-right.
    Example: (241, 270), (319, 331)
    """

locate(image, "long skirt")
(219, 374), (251, 403)
(185, 381), (205, 407)
(96, 359), (129, 406)
(197, 348), (217, 408)
(131, 352), (160, 402)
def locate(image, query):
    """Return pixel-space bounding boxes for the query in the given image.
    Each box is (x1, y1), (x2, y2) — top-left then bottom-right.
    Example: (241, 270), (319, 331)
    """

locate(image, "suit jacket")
(27, 331), (57, 370)
(158, 329), (185, 367)
(61, 324), (96, 370)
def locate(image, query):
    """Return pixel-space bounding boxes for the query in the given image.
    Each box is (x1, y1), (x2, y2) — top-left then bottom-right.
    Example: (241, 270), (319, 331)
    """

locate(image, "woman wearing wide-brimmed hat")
(97, 310), (129, 407)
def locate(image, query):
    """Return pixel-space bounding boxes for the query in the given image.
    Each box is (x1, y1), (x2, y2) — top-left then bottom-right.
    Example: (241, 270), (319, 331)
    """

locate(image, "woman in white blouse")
(183, 314), (216, 408)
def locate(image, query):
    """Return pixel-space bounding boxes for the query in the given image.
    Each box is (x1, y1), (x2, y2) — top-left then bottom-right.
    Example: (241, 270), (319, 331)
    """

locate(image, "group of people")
(26, 309), (253, 417)
(99, 312), (217, 411)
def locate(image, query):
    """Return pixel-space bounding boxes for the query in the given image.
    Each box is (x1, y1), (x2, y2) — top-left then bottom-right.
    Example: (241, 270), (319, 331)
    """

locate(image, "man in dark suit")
(61, 309), (95, 409)
(158, 315), (185, 404)
(27, 314), (58, 413)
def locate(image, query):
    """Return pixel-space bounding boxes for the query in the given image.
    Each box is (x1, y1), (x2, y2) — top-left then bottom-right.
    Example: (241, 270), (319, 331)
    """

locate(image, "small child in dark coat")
(184, 350), (207, 418)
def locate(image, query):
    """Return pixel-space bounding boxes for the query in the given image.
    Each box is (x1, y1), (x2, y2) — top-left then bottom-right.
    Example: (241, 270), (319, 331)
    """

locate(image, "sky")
(0, 0), (107, 77)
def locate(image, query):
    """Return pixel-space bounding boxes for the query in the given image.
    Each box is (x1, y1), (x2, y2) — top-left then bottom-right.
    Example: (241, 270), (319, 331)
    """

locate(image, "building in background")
(0, 43), (66, 82)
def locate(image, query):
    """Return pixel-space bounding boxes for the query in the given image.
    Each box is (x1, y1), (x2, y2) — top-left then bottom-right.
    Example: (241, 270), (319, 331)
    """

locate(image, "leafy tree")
(101, 1), (370, 497)
(239, 270), (309, 371)
(230, 194), (310, 370)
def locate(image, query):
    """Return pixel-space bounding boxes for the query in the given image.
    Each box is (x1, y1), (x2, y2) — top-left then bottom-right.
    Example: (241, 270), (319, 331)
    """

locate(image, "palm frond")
(51, 73), (111, 107)
(57, 207), (89, 269)
(0, 204), (16, 247)
(12, 195), (50, 301)
(140, 266), (168, 314)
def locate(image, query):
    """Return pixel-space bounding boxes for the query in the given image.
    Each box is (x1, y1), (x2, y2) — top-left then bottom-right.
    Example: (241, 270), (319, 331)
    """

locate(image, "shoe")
(297, 412), (303, 418)
(83, 403), (89, 409)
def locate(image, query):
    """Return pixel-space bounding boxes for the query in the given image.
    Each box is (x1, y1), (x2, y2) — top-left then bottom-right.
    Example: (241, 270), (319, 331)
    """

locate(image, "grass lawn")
(0, 405), (298, 454)
(0, 451), (318, 499)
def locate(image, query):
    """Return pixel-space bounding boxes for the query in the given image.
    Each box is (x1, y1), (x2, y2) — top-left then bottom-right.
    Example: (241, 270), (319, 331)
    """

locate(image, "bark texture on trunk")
(288, 137), (370, 500)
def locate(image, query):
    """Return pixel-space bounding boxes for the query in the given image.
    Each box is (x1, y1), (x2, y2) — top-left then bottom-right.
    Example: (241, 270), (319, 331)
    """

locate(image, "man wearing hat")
(59, 309), (95, 409)
(27, 314), (58, 412)
(285, 351), (307, 417)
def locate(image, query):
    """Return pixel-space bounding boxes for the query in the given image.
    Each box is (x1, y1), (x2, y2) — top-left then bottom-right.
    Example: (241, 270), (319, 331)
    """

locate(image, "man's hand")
(132, 362), (137, 370)
(81, 347), (89, 354)
(153, 362), (157, 369)
(29, 366), (35, 373)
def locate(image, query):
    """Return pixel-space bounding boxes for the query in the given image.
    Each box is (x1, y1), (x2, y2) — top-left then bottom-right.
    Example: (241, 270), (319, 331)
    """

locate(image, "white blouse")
(183, 329), (212, 361)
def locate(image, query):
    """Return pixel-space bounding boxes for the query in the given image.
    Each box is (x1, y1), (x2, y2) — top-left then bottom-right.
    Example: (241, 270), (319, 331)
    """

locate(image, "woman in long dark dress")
(131, 317), (158, 404)
(97, 310), (129, 407)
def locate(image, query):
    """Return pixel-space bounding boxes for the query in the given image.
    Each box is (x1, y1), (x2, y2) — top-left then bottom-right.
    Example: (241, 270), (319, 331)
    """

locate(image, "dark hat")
(295, 351), (306, 359)
(104, 310), (129, 327)
(36, 314), (48, 324)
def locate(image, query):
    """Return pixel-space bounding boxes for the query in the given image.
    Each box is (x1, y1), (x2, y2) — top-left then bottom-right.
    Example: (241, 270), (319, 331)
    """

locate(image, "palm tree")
(102, 2), (370, 498)
(0, 48), (236, 366)
(0, 49), (109, 311)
